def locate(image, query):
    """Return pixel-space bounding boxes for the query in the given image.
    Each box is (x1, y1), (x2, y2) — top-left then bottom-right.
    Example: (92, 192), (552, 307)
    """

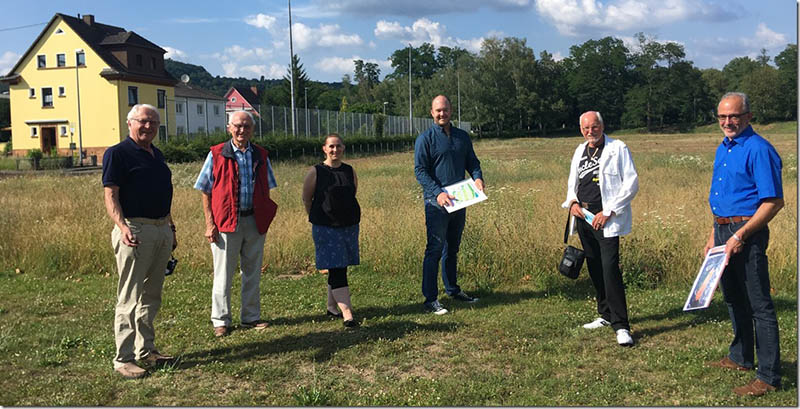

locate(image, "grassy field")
(0, 127), (796, 406)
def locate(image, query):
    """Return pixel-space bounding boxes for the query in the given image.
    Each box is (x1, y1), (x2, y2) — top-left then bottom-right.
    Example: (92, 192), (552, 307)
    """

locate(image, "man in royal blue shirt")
(704, 92), (784, 396)
(414, 95), (484, 315)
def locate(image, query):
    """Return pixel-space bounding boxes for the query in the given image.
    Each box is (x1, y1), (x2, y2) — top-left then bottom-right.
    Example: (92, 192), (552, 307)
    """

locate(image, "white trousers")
(210, 215), (266, 327)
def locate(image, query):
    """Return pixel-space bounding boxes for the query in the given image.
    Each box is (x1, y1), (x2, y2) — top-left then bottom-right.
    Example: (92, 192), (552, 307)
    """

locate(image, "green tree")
(282, 54), (313, 110)
(774, 43), (797, 120)
(741, 66), (783, 123)
(564, 37), (630, 129)
(386, 43), (438, 80)
(722, 56), (759, 91)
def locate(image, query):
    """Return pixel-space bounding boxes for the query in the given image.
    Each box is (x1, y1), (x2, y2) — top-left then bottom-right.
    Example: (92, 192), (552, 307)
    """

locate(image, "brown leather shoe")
(140, 350), (174, 366)
(214, 326), (229, 337)
(733, 378), (777, 396)
(241, 320), (269, 330)
(115, 362), (147, 379)
(706, 356), (752, 371)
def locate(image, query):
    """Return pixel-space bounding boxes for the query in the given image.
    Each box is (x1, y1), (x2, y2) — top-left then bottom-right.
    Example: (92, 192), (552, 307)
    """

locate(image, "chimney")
(250, 86), (258, 97)
(83, 14), (95, 26)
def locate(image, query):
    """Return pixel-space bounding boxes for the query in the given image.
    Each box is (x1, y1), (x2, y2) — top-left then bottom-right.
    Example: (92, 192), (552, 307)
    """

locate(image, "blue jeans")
(422, 203), (466, 303)
(716, 221), (781, 387)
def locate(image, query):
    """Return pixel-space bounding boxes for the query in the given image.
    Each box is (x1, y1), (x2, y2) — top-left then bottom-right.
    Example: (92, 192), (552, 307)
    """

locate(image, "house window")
(60, 126), (68, 136)
(76, 51), (85, 66)
(57, 53), (66, 67)
(176, 102), (183, 114)
(31, 127), (38, 137)
(177, 126), (185, 135)
(29, 88), (35, 98)
(158, 125), (167, 142)
(157, 89), (166, 109)
(136, 54), (143, 67)
(55, 28), (64, 35)
(37, 55), (46, 68)
(230, 97), (237, 103)
(128, 86), (138, 105)
(197, 104), (203, 115)
(42, 88), (53, 107)
(213, 105), (220, 115)
(58, 86), (66, 97)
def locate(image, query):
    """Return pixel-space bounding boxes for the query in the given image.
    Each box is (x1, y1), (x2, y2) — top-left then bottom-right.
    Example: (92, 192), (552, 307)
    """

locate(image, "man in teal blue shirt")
(704, 92), (784, 397)
(414, 95), (484, 315)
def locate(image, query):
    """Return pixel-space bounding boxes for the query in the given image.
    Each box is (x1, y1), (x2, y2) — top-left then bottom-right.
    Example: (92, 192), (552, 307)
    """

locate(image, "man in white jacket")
(562, 111), (639, 346)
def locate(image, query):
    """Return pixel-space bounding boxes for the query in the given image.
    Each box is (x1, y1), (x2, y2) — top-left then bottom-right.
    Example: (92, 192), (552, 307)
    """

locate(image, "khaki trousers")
(210, 215), (266, 328)
(111, 218), (172, 369)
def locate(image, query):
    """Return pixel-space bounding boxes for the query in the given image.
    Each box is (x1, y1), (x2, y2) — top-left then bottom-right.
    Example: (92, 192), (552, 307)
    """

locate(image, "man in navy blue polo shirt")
(102, 104), (176, 379)
(704, 92), (784, 396)
(414, 95), (484, 315)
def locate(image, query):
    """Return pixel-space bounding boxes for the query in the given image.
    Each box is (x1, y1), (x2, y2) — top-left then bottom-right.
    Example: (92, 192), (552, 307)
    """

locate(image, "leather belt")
(715, 216), (751, 225)
(239, 209), (254, 217)
(580, 202), (602, 209)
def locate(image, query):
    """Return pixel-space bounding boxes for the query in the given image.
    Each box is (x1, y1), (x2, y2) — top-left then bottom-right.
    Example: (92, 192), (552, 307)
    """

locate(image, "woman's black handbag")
(558, 211), (584, 279)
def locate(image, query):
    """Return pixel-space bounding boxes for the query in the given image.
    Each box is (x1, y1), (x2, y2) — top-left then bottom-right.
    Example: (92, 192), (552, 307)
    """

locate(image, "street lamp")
(383, 101), (388, 115)
(304, 86), (308, 138)
(75, 48), (84, 166)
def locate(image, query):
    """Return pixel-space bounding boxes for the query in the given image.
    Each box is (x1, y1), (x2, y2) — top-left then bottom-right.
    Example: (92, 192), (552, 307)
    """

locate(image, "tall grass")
(1, 129), (796, 289)
(0, 129), (796, 406)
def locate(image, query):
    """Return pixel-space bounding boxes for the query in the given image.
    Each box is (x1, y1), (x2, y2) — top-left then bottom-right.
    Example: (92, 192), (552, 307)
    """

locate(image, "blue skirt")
(311, 224), (360, 269)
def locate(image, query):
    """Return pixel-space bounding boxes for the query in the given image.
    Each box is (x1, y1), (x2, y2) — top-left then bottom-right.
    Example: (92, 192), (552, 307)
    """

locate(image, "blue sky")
(1, 0), (796, 84)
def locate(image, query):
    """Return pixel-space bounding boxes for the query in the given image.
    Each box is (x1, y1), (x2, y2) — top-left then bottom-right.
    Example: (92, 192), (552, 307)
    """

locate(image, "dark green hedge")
(156, 133), (418, 163)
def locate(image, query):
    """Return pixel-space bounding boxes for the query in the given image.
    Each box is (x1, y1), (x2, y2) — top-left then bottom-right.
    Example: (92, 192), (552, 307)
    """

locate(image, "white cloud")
(292, 23), (364, 50)
(314, 56), (391, 77)
(374, 18), (485, 52)
(535, 0), (738, 36)
(245, 14), (278, 31)
(222, 62), (285, 79)
(0, 51), (20, 75)
(745, 23), (787, 49)
(215, 45), (273, 61)
(163, 46), (188, 61)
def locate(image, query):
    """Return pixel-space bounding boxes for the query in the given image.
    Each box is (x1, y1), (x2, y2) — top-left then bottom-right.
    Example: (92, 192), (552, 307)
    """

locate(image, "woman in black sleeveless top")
(302, 134), (361, 328)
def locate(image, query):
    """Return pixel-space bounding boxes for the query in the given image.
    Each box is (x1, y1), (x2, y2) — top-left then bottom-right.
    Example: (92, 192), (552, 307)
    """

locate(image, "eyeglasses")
(716, 112), (749, 122)
(131, 118), (159, 126)
(230, 124), (252, 130)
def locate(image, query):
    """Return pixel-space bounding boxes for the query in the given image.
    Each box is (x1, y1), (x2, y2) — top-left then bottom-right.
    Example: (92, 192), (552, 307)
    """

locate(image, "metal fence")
(235, 104), (471, 139)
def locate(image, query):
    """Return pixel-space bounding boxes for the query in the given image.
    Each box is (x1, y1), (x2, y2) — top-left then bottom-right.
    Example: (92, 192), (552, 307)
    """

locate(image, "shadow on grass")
(178, 320), (457, 367)
(631, 297), (797, 340)
(270, 278), (594, 328)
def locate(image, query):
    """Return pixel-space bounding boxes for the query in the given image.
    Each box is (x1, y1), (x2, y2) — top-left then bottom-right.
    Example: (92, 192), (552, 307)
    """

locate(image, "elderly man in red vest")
(194, 110), (278, 338)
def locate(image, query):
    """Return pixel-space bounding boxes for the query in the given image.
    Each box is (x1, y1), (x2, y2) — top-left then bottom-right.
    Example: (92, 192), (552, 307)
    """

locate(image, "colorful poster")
(442, 178), (488, 213)
(683, 245), (728, 311)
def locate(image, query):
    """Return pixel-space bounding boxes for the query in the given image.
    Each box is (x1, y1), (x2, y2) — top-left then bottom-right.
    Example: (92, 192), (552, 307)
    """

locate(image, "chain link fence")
(230, 104), (471, 139)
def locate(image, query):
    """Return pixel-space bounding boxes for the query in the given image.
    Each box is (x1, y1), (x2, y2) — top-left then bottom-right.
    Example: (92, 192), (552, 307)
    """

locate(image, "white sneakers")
(582, 317), (610, 329)
(583, 317), (634, 346)
(616, 329), (634, 346)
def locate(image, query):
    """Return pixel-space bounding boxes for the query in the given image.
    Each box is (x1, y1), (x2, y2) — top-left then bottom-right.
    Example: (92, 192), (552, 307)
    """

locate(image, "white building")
(172, 82), (225, 137)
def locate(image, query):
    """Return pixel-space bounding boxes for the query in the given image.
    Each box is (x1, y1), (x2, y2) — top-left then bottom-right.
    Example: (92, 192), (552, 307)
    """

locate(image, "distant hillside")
(164, 59), (281, 97)
(164, 59), (342, 98)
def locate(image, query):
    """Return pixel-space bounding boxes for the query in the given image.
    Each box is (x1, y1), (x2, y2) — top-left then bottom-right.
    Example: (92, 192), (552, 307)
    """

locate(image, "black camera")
(165, 257), (178, 276)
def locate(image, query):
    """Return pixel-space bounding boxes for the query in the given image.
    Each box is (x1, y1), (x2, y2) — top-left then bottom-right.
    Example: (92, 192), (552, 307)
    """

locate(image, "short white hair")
(579, 111), (603, 126)
(127, 104), (160, 121)
(228, 110), (255, 125)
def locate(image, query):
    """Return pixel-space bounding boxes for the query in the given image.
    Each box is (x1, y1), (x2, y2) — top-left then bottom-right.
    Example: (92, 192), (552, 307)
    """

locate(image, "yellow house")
(1, 13), (177, 160)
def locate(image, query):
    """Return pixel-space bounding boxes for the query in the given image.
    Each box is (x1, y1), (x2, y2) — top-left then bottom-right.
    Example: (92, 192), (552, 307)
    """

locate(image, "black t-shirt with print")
(576, 142), (604, 209)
